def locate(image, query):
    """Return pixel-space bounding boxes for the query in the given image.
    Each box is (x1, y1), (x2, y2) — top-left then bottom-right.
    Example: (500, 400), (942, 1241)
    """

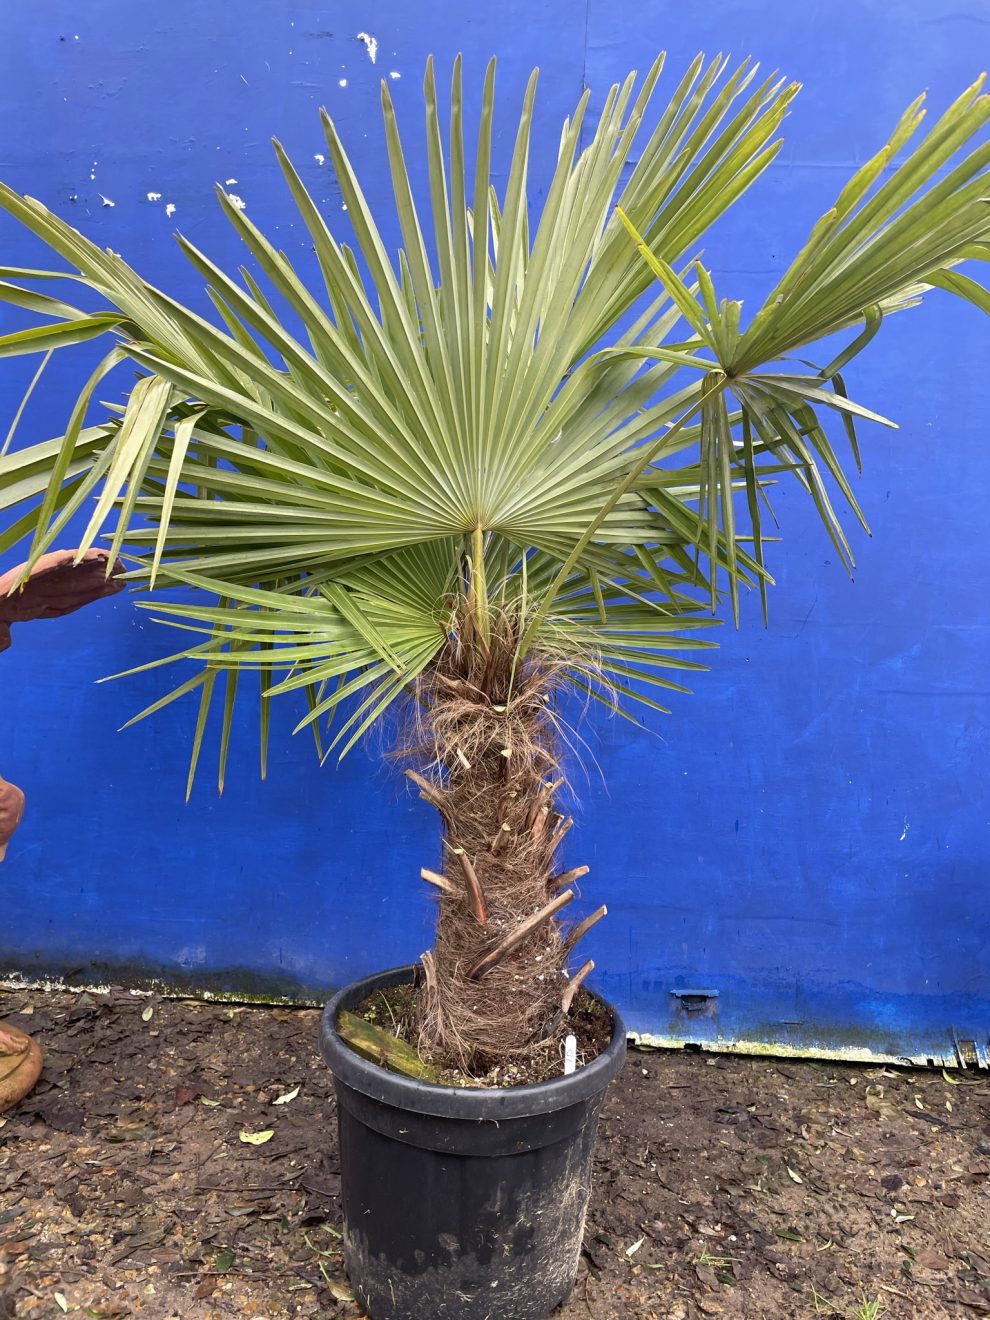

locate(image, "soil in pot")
(349, 980), (613, 1087)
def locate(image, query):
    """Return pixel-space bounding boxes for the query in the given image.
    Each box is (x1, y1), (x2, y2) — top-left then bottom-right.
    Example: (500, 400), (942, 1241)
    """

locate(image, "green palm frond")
(609, 66), (990, 615)
(0, 55), (988, 781)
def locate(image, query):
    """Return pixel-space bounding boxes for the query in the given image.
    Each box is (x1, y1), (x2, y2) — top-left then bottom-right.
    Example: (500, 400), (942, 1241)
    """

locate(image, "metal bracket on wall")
(950, 1027), (988, 1070)
(669, 989), (720, 1045)
(670, 989), (719, 1017)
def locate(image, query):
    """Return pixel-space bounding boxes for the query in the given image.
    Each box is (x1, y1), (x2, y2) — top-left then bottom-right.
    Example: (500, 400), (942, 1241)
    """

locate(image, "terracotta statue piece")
(0, 1022), (43, 1113)
(0, 549), (122, 1111)
(0, 776), (24, 863)
(0, 547), (123, 857)
(0, 548), (124, 653)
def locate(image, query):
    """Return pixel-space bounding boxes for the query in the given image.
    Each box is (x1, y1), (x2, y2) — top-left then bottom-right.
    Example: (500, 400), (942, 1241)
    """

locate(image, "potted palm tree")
(0, 52), (987, 1320)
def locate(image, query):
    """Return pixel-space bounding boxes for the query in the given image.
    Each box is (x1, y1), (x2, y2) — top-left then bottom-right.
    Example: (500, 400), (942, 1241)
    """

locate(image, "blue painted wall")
(1, 0), (988, 1062)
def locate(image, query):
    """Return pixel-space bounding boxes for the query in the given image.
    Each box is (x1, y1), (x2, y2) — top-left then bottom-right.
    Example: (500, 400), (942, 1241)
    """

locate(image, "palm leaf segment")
(0, 56), (988, 786)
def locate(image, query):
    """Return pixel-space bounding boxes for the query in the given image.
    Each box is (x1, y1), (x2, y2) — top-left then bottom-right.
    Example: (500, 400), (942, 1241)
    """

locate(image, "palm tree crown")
(1, 56), (988, 778)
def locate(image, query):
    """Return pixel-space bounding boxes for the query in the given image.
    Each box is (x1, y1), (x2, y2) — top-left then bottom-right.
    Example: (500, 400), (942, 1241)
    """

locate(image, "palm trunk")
(409, 617), (600, 1070)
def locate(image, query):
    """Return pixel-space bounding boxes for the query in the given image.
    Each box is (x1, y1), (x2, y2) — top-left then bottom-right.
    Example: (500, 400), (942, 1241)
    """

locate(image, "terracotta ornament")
(0, 548), (125, 859)
(0, 548), (125, 653)
(0, 777), (24, 863)
(0, 1021), (44, 1112)
(0, 550), (117, 1110)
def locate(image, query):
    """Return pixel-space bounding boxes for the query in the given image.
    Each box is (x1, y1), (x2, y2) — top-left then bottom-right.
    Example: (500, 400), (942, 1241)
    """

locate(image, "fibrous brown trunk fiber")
(408, 617), (602, 1070)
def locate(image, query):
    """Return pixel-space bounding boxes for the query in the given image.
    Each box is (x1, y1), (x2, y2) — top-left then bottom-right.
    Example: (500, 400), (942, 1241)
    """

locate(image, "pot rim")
(320, 964), (627, 1120)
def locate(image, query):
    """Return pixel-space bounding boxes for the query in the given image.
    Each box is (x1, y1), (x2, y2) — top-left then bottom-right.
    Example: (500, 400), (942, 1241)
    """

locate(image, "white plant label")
(563, 1034), (577, 1076)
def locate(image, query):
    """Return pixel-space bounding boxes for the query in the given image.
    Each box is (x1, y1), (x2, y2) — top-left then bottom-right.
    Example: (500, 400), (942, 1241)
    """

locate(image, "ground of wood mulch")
(1, 990), (988, 1320)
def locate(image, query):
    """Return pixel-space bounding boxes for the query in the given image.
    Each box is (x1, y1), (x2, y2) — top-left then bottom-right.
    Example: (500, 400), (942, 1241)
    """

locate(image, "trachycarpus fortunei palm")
(1, 54), (989, 1069)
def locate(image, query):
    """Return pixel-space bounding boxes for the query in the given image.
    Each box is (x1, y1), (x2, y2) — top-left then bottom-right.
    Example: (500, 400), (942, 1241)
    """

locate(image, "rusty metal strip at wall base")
(629, 1030), (988, 1071)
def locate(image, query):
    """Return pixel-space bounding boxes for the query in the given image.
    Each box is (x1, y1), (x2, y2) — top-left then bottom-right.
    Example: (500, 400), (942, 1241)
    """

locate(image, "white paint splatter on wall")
(338, 77), (348, 88)
(99, 195), (115, 208)
(314, 154), (325, 165)
(146, 192), (162, 202)
(165, 203), (176, 218)
(389, 71), (401, 80)
(356, 31), (378, 63)
(226, 193), (247, 211)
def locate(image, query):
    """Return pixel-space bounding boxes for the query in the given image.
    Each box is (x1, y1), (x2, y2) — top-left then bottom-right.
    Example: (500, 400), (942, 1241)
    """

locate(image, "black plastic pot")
(320, 965), (627, 1320)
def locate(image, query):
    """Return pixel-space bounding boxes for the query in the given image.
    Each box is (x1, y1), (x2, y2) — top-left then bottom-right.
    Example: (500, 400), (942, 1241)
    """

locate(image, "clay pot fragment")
(0, 548), (125, 652)
(0, 1021), (43, 1112)
(0, 548), (125, 859)
(0, 777), (24, 862)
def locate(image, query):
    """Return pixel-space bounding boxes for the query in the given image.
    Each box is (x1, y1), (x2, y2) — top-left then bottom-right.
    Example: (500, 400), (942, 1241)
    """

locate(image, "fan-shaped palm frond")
(0, 55), (988, 787)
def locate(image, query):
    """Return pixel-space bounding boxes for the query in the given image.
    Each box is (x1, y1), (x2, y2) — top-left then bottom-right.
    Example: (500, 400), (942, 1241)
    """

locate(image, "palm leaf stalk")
(0, 55), (988, 1070)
